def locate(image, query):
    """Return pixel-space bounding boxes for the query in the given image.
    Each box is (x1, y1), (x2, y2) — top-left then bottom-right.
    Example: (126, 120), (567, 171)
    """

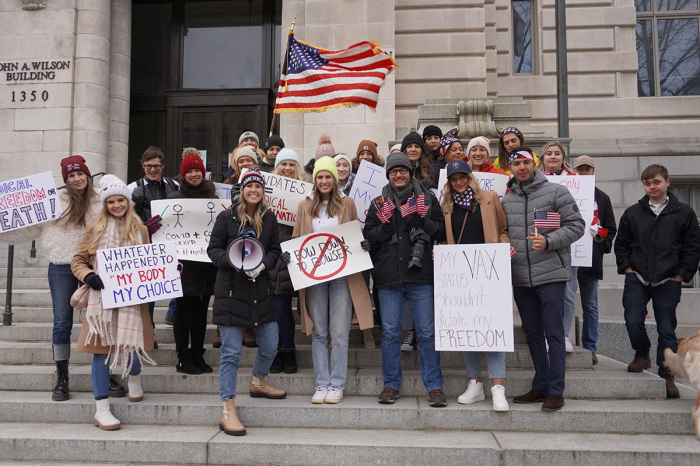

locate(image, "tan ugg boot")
(250, 376), (287, 399)
(219, 398), (245, 436)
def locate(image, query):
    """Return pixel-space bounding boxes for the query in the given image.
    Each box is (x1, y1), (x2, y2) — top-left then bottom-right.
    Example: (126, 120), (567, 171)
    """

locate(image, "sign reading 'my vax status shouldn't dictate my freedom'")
(433, 243), (514, 352)
(97, 242), (183, 308)
(150, 199), (229, 263)
(351, 160), (388, 228)
(281, 220), (373, 290)
(0, 171), (63, 232)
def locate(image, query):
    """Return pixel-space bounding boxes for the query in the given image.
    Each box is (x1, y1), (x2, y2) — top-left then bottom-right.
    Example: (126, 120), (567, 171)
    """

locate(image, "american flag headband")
(501, 127), (522, 139)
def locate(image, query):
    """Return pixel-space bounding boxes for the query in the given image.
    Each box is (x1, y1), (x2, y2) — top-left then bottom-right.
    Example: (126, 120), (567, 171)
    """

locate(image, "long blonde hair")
(273, 161), (305, 181)
(537, 142), (574, 174)
(84, 197), (143, 254)
(441, 173), (482, 215)
(236, 189), (268, 237)
(310, 178), (343, 219)
(58, 176), (97, 227)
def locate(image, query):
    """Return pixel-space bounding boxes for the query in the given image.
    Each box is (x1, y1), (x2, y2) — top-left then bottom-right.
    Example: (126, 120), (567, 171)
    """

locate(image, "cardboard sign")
(236, 169), (314, 226)
(97, 242), (183, 308)
(150, 198), (229, 263)
(436, 168), (509, 203)
(351, 160), (388, 228)
(0, 171), (63, 232)
(280, 220), (373, 290)
(546, 175), (595, 267)
(433, 243), (514, 352)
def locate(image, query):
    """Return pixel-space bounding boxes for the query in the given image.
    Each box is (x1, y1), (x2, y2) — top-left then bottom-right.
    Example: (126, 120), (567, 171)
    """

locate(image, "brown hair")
(641, 164), (669, 181)
(57, 175), (97, 227)
(310, 179), (343, 219)
(141, 145), (165, 164)
(351, 152), (385, 172)
(497, 128), (525, 171)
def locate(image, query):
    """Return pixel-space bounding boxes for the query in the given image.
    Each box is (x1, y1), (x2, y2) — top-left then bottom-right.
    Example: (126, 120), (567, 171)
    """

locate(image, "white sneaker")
(311, 386), (328, 404)
(457, 379), (485, 405)
(565, 336), (574, 353)
(325, 387), (344, 404)
(491, 385), (509, 412)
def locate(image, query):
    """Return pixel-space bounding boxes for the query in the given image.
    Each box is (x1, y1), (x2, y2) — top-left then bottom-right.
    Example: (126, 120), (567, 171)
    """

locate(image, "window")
(513, 0), (534, 74)
(669, 183), (700, 286)
(636, 0), (700, 96)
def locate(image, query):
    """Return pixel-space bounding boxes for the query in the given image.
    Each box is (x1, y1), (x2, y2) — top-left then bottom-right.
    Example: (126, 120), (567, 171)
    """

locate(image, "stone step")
(0, 265), (48, 280)
(0, 390), (696, 435)
(0, 341), (593, 370)
(0, 356), (667, 399)
(0, 289), (52, 306)
(0, 422), (698, 465)
(0, 277), (49, 289)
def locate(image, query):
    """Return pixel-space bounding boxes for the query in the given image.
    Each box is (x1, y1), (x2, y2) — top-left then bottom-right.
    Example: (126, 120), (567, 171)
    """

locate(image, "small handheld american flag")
(534, 210), (561, 229)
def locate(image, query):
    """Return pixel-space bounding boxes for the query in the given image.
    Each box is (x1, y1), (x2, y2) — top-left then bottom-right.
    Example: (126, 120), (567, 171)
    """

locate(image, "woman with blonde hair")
(440, 159), (514, 412)
(537, 142), (574, 175)
(71, 175), (156, 430)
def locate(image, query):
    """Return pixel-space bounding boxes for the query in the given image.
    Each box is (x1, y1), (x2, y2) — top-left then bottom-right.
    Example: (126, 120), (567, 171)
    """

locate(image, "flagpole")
(534, 208), (538, 236)
(269, 15), (296, 137)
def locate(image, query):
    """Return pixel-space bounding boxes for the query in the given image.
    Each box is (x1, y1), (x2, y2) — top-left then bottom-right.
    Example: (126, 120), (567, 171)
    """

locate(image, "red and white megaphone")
(227, 231), (265, 272)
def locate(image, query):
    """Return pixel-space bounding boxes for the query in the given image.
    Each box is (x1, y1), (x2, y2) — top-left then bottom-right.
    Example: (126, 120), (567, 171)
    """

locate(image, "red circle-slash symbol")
(298, 233), (348, 281)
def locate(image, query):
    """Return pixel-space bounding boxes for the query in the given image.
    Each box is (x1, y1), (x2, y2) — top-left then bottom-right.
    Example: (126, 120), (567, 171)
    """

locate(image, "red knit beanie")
(180, 154), (206, 178)
(60, 155), (91, 182)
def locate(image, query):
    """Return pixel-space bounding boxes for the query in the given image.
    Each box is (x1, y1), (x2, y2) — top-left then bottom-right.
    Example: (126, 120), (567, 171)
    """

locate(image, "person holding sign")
(440, 159), (513, 412)
(167, 155), (219, 375)
(208, 166), (285, 436)
(281, 157), (373, 404)
(71, 175), (156, 431)
(364, 152), (447, 407)
(466, 136), (506, 175)
(351, 140), (384, 174)
(501, 148), (584, 411)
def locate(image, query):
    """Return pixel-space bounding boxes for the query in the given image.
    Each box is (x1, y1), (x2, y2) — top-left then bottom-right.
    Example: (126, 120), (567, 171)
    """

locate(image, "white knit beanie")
(99, 174), (131, 204)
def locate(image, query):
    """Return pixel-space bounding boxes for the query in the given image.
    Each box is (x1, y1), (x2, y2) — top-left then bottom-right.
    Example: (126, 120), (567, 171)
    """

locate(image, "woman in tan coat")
(71, 175), (155, 431)
(281, 156), (373, 404)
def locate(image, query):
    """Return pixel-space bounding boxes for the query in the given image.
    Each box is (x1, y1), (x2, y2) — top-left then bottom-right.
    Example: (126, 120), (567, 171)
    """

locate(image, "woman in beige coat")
(71, 175), (155, 431)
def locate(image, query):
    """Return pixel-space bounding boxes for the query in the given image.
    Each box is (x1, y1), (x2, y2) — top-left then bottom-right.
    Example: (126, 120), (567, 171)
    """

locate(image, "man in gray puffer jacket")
(501, 147), (585, 412)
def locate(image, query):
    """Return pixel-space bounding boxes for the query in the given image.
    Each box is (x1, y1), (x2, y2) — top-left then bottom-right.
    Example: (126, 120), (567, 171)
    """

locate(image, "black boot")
(269, 350), (284, 373)
(193, 349), (213, 373)
(52, 360), (70, 401)
(282, 348), (297, 374)
(176, 350), (202, 375)
(108, 376), (126, 398)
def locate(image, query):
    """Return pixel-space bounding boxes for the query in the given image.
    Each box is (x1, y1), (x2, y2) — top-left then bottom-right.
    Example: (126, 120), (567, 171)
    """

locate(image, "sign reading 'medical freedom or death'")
(0, 172), (63, 232)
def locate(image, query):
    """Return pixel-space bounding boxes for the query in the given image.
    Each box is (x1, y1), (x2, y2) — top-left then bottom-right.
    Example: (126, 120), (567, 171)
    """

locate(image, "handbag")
(70, 284), (91, 310)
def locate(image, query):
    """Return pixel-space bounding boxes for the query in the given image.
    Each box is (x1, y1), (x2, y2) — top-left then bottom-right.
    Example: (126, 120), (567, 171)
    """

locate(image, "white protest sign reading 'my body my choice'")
(0, 171), (63, 232)
(280, 220), (373, 290)
(150, 198), (229, 263)
(97, 242), (183, 308)
(546, 175), (595, 267)
(434, 243), (514, 352)
(351, 160), (388, 228)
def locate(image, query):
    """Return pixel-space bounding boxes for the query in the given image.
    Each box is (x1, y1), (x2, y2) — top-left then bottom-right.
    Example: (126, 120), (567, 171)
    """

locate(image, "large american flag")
(534, 211), (561, 229)
(274, 34), (398, 113)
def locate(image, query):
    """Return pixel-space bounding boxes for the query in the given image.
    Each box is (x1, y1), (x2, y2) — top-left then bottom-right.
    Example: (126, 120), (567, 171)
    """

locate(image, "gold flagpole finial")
(290, 15), (296, 34)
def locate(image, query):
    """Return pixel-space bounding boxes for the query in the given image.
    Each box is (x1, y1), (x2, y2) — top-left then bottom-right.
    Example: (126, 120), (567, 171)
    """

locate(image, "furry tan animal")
(664, 331), (700, 440)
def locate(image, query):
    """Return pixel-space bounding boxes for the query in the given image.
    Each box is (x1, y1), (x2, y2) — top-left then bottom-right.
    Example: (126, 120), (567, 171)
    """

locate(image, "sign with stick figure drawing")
(150, 199), (229, 263)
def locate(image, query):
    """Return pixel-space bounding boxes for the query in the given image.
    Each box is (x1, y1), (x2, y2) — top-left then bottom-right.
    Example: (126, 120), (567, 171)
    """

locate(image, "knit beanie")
(356, 140), (378, 160)
(274, 148), (301, 169)
(389, 143), (402, 154)
(385, 153), (412, 179)
(235, 146), (258, 166)
(439, 129), (461, 159)
(99, 174), (130, 204)
(314, 134), (336, 160)
(333, 153), (352, 167)
(422, 125), (443, 140)
(466, 136), (491, 158)
(239, 130), (259, 146)
(180, 154), (206, 178)
(60, 155), (91, 182)
(239, 166), (265, 190)
(312, 155), (339, 183)
(400, 132), (424, 153)
(264, 134), (285, 151)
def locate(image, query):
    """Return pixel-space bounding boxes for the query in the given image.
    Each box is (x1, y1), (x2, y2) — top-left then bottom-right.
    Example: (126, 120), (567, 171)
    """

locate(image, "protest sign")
(97, 242), (183, 308)
(0, 171), (63, 232)
(433, 243), (514, 352)
(436, 168), (509, 203)
(214, 182), (232, 201)
(280, 220), (373, 290)
(235, 169), (314, 226)
(547, 175), (595, 267)
(350, 160), (388, 228)
(150, 199), (229, 262)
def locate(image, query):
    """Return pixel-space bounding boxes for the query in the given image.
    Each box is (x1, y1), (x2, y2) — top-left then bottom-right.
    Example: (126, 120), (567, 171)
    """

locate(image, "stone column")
(71, 0), (111, 175)
(107, 0), (131, 180)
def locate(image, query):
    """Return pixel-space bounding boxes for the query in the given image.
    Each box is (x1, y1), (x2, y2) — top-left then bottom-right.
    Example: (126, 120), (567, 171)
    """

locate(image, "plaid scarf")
(85, 217), (155, 376)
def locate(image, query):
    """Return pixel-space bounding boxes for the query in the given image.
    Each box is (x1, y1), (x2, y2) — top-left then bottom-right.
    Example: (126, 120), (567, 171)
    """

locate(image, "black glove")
(131, 186), (145, 204)
(382, 222), (395, 237)
(360, 239), (370, 252)
(84, 273), (104, 291)
(405, 214), (425, 230)
(279, 251), (291, 265)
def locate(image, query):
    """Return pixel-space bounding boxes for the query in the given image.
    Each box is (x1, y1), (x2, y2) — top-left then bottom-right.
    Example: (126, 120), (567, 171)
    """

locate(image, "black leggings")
(173, 295), (210, 360)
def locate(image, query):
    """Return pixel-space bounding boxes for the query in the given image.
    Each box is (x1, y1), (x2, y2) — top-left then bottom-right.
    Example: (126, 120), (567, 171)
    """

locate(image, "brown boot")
(662, 374), (680, 398)
(363, 328), (376, 349)
(219, 398), (245, 436)
(541, 394), (565, 411)
(243, 327), (258, 348)
(513, 389), (549, 404)
(250, 376), (287, 399)
(213, 326), (222, 349)
(627, 357), (651, 372)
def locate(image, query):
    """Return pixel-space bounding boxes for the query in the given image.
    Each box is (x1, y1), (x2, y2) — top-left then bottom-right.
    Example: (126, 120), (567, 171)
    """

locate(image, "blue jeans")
(577, 275), (599, 352)
(219, 322), (278, 400)
(514, 282), (566, 396)
(563, 266), (578, 336)
(622, 273), (681, 376)
(48, 263), (80, 362)
(378, 283), (442, 392)
(463, 351), (506, 379)
(166, 298), (176, 318)
(275, 294), (296, 349)
(92, 353), (141, 399)
(306, 278), (353, 389)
